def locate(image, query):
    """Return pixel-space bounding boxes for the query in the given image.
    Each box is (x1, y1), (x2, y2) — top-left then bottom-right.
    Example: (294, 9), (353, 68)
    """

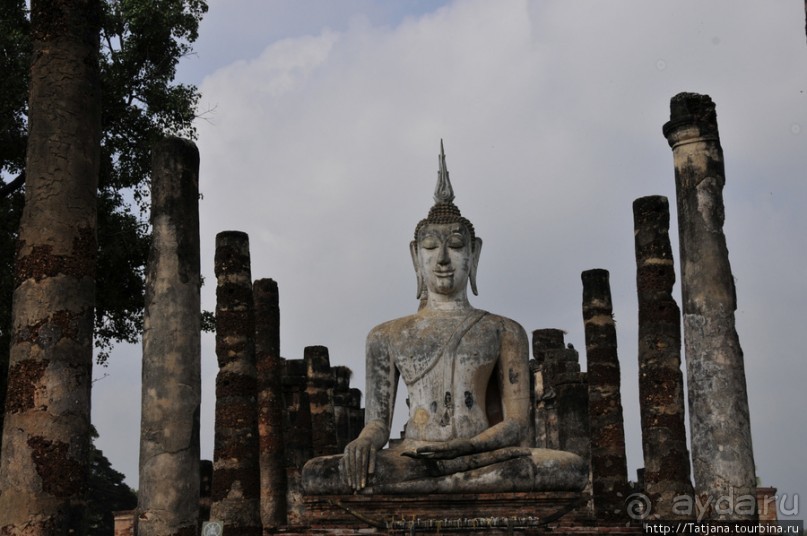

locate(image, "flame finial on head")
(434, 139), (455, 204)
(414, 140), (476, 243)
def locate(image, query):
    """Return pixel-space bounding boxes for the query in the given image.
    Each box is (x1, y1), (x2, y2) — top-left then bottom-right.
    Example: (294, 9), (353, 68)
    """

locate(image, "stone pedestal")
(303, 492), (594, 533)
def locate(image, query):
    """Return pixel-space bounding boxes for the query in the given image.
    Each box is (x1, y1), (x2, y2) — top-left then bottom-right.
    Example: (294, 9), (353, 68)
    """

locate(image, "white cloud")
(93, 0), (807, 505)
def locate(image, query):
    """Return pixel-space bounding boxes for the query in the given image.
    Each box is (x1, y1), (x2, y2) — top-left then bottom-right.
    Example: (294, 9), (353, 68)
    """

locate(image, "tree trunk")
(0, 1), (102, 534)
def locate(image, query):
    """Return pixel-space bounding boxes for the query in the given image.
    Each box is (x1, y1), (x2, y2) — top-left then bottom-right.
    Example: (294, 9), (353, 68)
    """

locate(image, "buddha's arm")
(475, 318), (531, 448)
(408, 318), (530, 459)
(340, 325), (398, 490)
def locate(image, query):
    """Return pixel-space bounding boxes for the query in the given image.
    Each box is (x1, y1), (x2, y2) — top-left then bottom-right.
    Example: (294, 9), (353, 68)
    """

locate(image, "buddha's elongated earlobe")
(469, 237), (482, 296)
(410, 240), (425, 299)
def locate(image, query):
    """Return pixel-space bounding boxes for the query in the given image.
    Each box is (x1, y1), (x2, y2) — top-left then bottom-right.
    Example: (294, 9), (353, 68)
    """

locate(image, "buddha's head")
(410, 141), (482, 301)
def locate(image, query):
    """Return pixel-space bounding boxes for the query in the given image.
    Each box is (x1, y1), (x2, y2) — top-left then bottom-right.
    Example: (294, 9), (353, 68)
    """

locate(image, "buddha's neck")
(425, 292), (472, 312)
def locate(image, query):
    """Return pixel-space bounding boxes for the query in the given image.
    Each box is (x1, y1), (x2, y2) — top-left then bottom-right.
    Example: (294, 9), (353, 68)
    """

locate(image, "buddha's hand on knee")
(340, 437), (377, 491)
(402, 438), (475, 460)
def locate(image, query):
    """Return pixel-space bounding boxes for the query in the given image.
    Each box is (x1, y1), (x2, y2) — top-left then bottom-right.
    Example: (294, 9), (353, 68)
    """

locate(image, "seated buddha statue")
(302, 142), (588, 495)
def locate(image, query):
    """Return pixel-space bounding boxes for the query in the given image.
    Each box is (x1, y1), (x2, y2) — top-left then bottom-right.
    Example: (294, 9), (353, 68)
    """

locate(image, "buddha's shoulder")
(477, 312), (528, 338)
(366, 310), (527, 340)
(366, 313), (421, 339)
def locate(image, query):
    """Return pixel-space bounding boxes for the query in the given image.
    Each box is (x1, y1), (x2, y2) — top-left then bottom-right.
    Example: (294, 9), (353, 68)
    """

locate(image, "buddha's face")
(413, 223), (476, 297)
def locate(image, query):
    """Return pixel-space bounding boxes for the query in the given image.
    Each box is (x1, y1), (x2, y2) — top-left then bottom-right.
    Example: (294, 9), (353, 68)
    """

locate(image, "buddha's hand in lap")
(340, 436), (376, 491)
(401, 438), (475, 460)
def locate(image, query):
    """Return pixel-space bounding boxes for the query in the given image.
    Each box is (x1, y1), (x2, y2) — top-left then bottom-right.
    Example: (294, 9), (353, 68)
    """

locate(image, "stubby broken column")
(304, 345), (338, 456)
(582, 269), (629, 521)
(332, 366), (357, 451)
(663, 93), (756, 520)
(531, 329), (590, 460)
(282, 358), (313, 526)
(633, 196), (693, 519)
(138, 137), (201, 536)
(210, 231), (261, 535)
(253, 278), (287, 529)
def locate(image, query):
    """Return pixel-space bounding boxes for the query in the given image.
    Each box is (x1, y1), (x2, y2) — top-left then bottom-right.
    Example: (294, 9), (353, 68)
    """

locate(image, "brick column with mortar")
(210, 231), (261, 535)
(254, 278), (287, 529)
(582, 269), (629, 521)
(633, 195), (694, 519)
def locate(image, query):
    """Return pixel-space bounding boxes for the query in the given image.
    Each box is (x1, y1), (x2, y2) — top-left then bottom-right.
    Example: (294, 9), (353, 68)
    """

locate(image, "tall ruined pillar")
(633, 196), (693, 519)
(137, 137), (201, 536)
(663, 93), (756, 520)
(253, 278), (287, 529)
(0, 2), (101, 532)
(582, 269), (629, 521)
(210, 231), (261, 535)
(305, 345), (338, 456)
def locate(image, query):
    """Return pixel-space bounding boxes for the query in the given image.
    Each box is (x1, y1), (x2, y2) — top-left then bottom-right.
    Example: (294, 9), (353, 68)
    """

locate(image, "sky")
(91, 0), (807, 518)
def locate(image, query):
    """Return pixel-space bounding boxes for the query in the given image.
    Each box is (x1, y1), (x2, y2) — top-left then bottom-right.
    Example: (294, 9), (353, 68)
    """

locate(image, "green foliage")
(87, 426), (138, 536)
(0, 0), (29, 178)
(0, 0), (209, 365)
(201, 309), (216, 333)
(99, 0), (207, 202)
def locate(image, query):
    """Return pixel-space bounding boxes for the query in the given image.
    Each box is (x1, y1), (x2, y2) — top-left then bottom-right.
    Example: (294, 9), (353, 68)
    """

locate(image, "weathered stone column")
(304, 345), (338, 456)
(532, 329), (590, 460)
(282, 358), (313, 526)
(200, 460), (213, 523)
(332, 365), (354, 451)
(137, 137), (201, 536)
(663, 93), (756, 521)
(531, 329), (559, 450)
(582, 269), (629, 521)
(633, 195), (693, 519)
(0, 2), (101, 532)
(347, 387), (365, 445)
(210, 231), (261, 535)
(535, 330), (591, 461)
(253, 278), (287, 529)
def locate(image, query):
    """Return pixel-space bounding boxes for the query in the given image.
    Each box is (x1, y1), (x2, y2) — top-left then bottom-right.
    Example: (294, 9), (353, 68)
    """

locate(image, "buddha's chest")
(391, 321), (501, 391)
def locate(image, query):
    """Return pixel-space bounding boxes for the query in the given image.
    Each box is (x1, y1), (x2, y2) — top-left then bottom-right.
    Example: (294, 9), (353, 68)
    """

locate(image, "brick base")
(282, 491), (640, 534)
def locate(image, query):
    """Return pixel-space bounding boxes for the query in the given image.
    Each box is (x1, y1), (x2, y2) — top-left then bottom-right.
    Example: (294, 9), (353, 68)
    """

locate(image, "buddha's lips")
(434, 271), (454, 278)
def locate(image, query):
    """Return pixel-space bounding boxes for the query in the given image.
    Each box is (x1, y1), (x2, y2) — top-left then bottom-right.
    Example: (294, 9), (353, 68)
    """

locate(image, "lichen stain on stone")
(14, 226), (96, 285)
(413, 408), (429, 425)
(1, 517), (57, 536)
(5, 359), (49, 413)
(508, 368), (519, 384)
(28, 435), (84, 497)
(584, 314), (615, 327)
(15, 310), (79, 347)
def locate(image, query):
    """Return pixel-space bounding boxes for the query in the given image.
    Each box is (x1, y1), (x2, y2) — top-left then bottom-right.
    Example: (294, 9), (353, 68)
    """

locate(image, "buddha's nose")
(437, 244), (450, 264)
